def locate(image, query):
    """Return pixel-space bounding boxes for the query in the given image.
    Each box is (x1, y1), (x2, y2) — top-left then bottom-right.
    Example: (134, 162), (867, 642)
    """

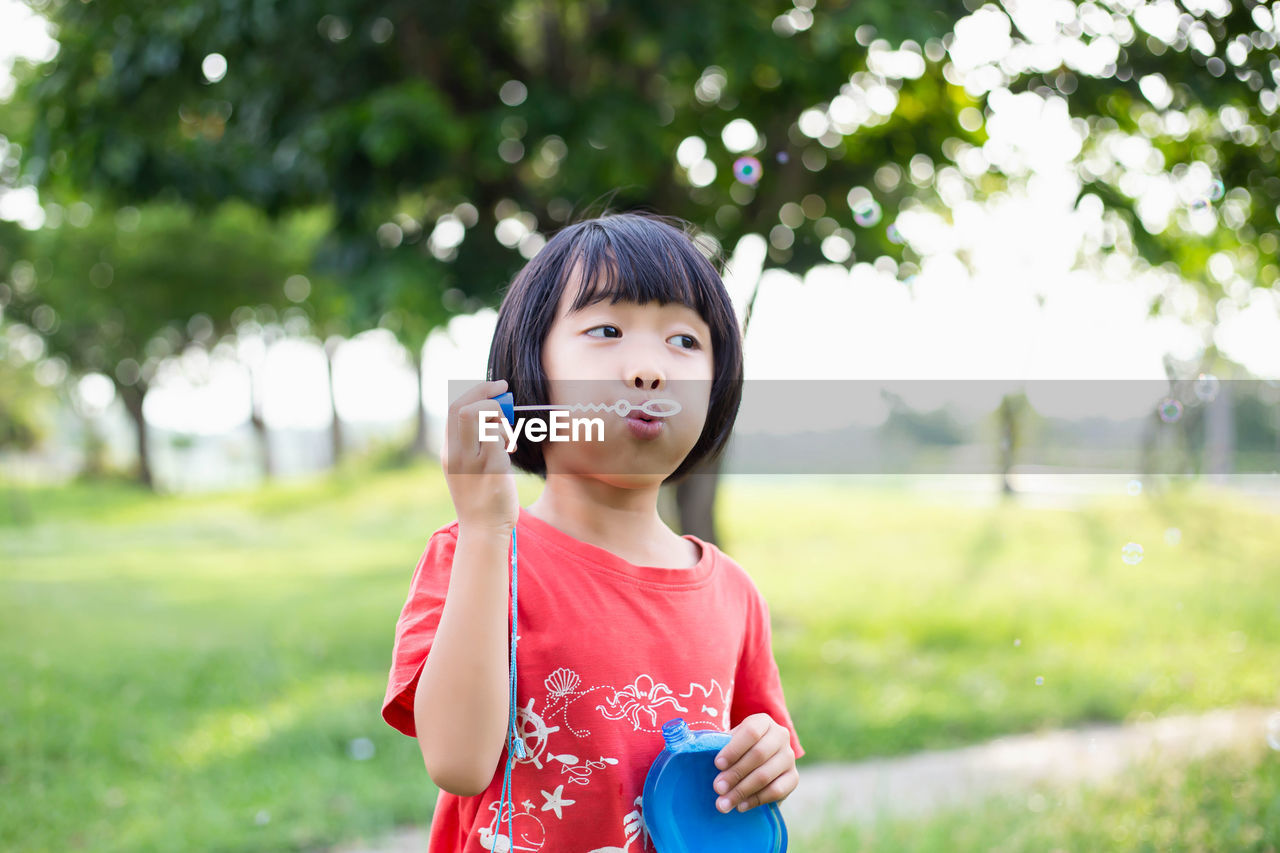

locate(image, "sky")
(2, 0), (1279, 438)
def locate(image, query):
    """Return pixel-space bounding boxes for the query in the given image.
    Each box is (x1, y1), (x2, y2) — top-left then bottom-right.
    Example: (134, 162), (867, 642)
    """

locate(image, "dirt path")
(786, 705), (1277, 836)
(329, 706), (1279, 851)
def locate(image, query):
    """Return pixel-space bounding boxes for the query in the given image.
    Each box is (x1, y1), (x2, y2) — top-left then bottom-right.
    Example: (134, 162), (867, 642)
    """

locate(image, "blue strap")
(491, 524), (526, 848)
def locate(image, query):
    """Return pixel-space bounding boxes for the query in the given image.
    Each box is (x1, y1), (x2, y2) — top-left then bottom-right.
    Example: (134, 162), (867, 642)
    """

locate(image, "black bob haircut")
(486, 210), (744, 484)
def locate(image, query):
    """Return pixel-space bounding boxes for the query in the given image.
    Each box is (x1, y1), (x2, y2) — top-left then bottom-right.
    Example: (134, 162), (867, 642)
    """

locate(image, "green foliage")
(7, 0), (981, 303)
(1, 198), (327, 384)
(1005, 2), (1280, 305)
(0, 348), (55, 450)
(3, 0), (1278, 493)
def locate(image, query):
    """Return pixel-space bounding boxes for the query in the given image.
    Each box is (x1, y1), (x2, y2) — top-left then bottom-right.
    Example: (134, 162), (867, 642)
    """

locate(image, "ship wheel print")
(513, 697), (560, 770)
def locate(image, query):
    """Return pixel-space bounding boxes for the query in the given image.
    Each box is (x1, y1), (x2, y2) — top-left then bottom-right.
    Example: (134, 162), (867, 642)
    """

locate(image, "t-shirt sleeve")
(381, 523), (460, 738)
(728, 589), (806, 760)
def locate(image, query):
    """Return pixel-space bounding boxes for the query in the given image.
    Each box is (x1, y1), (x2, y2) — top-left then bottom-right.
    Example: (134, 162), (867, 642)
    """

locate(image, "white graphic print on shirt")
(474, 668), (733, 852)
(478, 799), (546, 852)
(585, 796), (650, 852)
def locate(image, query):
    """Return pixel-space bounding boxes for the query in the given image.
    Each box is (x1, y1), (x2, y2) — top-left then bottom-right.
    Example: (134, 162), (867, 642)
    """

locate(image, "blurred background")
(1, 0), (1277, 850)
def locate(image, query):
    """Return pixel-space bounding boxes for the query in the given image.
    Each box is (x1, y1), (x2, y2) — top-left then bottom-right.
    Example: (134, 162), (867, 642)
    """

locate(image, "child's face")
(538, 261), (715, 487)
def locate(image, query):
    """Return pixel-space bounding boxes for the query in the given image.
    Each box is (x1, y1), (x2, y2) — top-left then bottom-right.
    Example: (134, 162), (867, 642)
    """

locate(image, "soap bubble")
(1035, 676), (1044, 686)
(1121, 542), (1144, 565)
(1191, 198), (1210, 211)
(1126, 479), (1143, 496)
(775, 151), (789, 164)
(1164, 527), (1181, 546)
(733, 156), (762, 186)
(1158, 397), (1183, 423)
(1209, 179), (1225, 201)
(1014, 638), (1021, 647)
(852, 199), (882, 227)
(1194, 373), (1219, 402)
(347, 737), (376, 761)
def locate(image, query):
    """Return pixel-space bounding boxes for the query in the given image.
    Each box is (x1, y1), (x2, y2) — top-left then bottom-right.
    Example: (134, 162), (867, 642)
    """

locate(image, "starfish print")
(539, 784), (576, 819)
(521, 799), (537, 812)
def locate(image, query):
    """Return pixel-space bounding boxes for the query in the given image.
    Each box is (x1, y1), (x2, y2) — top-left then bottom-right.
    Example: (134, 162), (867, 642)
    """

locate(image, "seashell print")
(544, 667), (581, 698)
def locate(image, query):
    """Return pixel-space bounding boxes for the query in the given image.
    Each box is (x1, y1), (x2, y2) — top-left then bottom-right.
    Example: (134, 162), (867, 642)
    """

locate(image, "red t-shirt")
(382, 505), (805, 853)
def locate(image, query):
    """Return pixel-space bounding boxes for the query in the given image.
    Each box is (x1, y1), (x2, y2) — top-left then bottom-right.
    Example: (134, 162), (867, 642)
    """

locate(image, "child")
(382, 211), (804, 852)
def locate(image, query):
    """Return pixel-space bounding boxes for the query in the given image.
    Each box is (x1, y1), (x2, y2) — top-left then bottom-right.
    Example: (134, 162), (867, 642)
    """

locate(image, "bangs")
(560, 219), (710, 318)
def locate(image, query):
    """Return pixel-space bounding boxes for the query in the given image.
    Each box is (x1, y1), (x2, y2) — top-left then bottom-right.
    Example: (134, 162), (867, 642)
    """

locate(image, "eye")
(669, 334), (700, 350)
(585, 325), (621, 338)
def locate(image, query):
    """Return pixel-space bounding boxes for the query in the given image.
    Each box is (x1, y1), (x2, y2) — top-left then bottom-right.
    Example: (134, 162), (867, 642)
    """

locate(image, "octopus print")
(596, 674), (689, 732)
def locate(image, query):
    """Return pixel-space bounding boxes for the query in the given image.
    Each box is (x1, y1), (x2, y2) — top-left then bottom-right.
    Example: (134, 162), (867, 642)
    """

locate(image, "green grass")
(796, 741), (1280, 851)
(722, 478), (1280, 761)
(2, 464), (1278, 851)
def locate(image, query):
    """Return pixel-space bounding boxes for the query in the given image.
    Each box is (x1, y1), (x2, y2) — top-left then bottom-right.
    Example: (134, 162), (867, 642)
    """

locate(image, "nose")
(630, 371), (663, 392)
(624, 330), (667, 391)
(627, 351), (665, 392)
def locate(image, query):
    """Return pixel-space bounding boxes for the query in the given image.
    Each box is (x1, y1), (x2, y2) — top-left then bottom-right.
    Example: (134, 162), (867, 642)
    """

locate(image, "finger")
(731, 767), (799, 813)
(478, 400), (509, 452)
(716, 741), (790, 813)
(714, 715), (786, 784)
(714, 714), (773, 775)
(479, 418), (515, 471)
(457, 399), (505, 462)
(714, 732), (784, 804)
(449, 378), (507, 411)
(447, 380), (507, 463)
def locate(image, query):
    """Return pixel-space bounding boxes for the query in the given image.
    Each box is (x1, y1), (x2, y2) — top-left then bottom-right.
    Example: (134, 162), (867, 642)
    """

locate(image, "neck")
(526, 474), (668, 553)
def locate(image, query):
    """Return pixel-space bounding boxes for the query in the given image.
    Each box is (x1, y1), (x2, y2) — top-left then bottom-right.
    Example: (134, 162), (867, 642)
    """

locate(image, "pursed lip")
(624, 413), (664, 439)
(623, 398), (665, 421)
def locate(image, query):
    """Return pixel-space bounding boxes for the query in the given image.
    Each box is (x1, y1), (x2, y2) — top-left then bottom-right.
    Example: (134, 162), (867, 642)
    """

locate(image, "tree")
(8, 0), (1276, 531)
(6, 0), (976, 536)
(1, 199), (322, 487)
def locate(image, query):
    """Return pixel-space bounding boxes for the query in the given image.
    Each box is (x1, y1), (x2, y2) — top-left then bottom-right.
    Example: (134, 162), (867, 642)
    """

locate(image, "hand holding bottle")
(712, 713), (798, 814)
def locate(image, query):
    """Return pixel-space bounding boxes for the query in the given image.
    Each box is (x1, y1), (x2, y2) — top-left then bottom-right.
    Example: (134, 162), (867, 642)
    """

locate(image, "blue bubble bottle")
(642, 718), (788, 853)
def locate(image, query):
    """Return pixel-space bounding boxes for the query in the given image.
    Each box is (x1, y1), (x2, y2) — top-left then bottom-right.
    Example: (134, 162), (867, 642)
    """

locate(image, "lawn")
(2, 463), (1278, 851)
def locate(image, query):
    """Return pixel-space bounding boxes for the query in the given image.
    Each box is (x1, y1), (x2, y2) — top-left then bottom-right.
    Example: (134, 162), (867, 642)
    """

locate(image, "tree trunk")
(410, 344), (430, 457)
(80, 417), (109, 478)
(117, 381), (154, 490)
(247, 359), (276, 480)
(1204, 378), (1233, 483)
(998, 394), (1019, 497)
(674, 452), (724, 545)
(324, 336), (345, 466)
